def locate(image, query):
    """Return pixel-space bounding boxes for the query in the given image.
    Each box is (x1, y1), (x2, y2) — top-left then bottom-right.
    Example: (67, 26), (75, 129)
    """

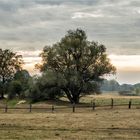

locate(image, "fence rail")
(0, 98), (140, 113)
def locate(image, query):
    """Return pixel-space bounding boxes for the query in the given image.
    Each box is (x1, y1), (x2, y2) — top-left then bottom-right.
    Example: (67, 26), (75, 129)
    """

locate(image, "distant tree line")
(101, 79), (140, 96)
(0, 29), (116, 103)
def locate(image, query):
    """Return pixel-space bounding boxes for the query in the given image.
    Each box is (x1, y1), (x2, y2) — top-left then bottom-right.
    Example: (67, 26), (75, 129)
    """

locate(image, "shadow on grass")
(33, 98), (91, 107)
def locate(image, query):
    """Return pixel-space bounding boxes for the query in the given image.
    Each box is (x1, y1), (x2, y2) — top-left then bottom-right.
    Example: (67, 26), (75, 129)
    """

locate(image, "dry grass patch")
(0, 109), (140, 139)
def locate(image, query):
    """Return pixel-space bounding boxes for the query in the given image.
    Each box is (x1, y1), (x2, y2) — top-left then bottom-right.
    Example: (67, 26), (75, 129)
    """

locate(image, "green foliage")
(0, 49), (23, 98)
(8, 70), (31, 99)
(101, 79), (120, 91)
(14, 70), (30, 82)
(82, 81), (101, 94)
(14, 70), (31, 92)
(8, 80), (22, 99)
(37, 29), (116, 103)
(27, 74), (63, 102)
(7, 99), (19, 107)
(135, 88), (140, 95)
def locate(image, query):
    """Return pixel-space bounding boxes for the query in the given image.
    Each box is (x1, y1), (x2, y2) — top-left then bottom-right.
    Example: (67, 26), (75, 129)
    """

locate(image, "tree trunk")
(0, 76), (5, 99)
(65, 90), (73, 104)
(66, 94), (80, 104)
(64, 89), (80, 104)
(0, 84), (5, 99)
(72, 94), (80, 104)
(0, 92), (4, 99)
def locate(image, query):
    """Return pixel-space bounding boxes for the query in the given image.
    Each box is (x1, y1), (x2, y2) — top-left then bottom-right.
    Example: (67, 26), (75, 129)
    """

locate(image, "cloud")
(116, 71), (140, 84)
(0, 0), (140, 81)
(0, 0), (139, 55)
(72, 12), (104, 19)
(137, 10), (140, 14)
(109, 54), (140, 71)
(108, 54), (140, 84)
(17, 50), (41, 57)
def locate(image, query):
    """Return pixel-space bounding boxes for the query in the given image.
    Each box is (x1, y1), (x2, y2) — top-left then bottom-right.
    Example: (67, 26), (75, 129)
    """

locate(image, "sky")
(0, 0), (140, 84)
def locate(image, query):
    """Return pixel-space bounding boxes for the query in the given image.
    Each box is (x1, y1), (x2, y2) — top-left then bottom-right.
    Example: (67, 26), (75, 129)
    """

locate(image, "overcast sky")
(0, 0), (140, 84)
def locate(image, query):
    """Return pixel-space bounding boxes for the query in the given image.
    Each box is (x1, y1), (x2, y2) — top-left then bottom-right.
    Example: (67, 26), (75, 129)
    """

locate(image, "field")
(0, 93), (140, 140)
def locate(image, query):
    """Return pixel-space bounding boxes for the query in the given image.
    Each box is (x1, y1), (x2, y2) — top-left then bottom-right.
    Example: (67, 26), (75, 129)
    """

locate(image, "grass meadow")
(0, 93), (140, 140)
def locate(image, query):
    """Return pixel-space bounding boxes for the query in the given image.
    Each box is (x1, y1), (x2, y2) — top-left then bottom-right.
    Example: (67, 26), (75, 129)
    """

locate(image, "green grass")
(7, 99), (19, 107)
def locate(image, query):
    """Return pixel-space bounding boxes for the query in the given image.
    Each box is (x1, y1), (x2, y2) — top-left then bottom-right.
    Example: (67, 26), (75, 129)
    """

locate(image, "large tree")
(0, 49), (23, 99)
(38, 29), (116, 103)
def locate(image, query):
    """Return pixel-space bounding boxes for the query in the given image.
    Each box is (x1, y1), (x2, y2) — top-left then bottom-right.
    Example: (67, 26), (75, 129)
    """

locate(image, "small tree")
(8, 80), (22, 99)
(0, 49), (23, 99)
(14, 70), (31, 91)
(38, 29), (116, 103)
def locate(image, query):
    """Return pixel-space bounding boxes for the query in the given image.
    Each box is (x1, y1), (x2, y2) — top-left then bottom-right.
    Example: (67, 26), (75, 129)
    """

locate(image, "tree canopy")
(38, 29), (116, 103)
(27, 73), (63, 102)
(0, 49), (23, 98)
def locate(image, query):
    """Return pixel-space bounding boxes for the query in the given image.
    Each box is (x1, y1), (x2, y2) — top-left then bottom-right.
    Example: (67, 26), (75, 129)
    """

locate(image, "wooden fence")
(0, 98), (140, 113)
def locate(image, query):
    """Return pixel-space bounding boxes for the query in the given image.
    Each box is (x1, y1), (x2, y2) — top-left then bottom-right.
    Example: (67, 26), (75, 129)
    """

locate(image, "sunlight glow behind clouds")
(22, 53), (140, 74)
(109, 55), (140, 71)
(109, 54), (140, 84)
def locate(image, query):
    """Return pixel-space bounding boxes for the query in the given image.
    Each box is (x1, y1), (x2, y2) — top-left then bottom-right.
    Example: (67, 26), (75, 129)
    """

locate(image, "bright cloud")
(17, 50), (41, 57)
(109, 55), (140, 71)
(109, 54), (140, 84)
(137, 10), (140, 14)
(72, 12), (104, 19)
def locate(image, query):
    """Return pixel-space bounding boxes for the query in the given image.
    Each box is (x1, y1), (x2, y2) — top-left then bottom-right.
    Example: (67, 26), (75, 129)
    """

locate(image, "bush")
(8, 81), (22, 99)
(119, 90), (137, 96)
(27, 75), (63, 102)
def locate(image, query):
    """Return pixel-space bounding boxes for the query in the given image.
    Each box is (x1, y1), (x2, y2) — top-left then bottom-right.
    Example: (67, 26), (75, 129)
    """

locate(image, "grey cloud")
(126, 1), (140, 7)
(117, 70), (140, 84)
(0, 0), (140, 55)
(34, 0), (100, 6)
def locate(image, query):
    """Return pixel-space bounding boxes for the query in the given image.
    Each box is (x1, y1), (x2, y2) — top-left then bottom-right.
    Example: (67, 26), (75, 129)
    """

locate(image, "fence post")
(5, 103), (8, 113)
(111, 98), (114, 109)
(52, 105), (54, 113)
(29, 103), (32, 112)
(128, 99), (132, 109)
(92, 100), (95, 110)
(72, 103), (75, 113)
